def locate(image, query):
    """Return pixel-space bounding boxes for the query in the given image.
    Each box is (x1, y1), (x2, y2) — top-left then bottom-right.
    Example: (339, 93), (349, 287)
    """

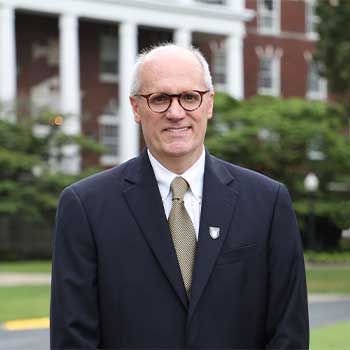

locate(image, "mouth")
(164, 126), (191, 133)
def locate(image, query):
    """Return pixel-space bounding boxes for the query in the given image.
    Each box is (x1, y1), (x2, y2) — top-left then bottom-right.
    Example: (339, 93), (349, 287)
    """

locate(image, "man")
(51, 44), (309, 349)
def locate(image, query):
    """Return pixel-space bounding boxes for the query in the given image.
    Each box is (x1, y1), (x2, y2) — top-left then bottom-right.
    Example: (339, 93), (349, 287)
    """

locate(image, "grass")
(0, 260), (51, 273)
(311, 322), (350, 350)
(0, 260), (348, 323)
(0, 285), (50, 322)
(306, 266), (350, 294)
(0, 286), (348, 349)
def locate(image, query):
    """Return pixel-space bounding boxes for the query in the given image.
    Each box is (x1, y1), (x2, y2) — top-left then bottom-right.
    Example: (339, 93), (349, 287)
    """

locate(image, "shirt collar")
(147, 148), (205, 202)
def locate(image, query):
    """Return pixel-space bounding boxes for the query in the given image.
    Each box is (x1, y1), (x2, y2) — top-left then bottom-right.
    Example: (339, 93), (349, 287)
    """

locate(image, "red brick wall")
(246, 0), (258, 30)
(244, 0), (316, 99)
(16, 12), (59, 105)
(79, 20), (119, 166)
(282, 0), (306, 33)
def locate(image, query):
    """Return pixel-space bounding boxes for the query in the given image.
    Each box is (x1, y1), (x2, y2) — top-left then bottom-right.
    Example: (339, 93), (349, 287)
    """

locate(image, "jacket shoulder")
(210, 155), (282, 192)
(64, 156), (139, 198)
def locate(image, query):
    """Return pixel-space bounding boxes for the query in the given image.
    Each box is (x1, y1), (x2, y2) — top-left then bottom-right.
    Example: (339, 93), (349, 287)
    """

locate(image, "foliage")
(314, 0), (350, 95)
(206, 93), (350, 247)
(314, 0), (350, 134)
(0, 260), (52, 273)
(0, 110), (104, 225)
(305, 250), (350, 264)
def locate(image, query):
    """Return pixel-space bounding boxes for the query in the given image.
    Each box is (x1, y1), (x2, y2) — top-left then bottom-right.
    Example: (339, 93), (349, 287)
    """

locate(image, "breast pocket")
(216, 244), (258, 266)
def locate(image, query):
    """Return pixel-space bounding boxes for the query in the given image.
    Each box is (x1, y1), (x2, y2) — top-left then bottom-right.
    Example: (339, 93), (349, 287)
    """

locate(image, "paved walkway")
(308, 294), (350, 302)
(0, 273), (50, 286)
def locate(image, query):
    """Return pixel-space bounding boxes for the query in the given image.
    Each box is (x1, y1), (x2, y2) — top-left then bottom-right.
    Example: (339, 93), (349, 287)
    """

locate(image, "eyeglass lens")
(148, 91), (202, 112)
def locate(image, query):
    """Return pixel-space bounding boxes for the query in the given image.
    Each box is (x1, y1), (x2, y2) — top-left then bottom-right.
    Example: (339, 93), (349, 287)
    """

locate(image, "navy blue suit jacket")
(50, 150), (309, 349)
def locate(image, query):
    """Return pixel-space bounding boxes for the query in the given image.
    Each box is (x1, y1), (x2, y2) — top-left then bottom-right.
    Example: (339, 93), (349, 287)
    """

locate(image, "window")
(99, 114), (120, 165)
(100, 34), (119, 82)
(307, 61), (327, 100)
(258, 56), (280, 96)
(306, 0), (318, 35)
(258, 0), (280, 34)
(307, 136), (325, 161)
(211, 45), (226, 88)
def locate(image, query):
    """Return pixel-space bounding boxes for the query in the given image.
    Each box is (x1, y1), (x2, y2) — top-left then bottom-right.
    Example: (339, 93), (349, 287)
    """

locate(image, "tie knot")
(170, 176), (188, 201)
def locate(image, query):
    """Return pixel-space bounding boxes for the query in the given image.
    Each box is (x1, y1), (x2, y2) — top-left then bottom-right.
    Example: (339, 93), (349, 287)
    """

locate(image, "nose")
(165, 96), (186, 119)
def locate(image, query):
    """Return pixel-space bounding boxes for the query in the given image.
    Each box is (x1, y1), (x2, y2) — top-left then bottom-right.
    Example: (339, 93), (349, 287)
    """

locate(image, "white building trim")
(257, 0), (281, 36)
(119, 21), (139, 163)
(99, 114), (120, 166)
(256, 45), (283, 97)
(0, 0), (253, 35)
(226, 34), (244, 99)
(0, 3), (16, 121)
(305, 0), (319, 41)
(0, 0), (253, 166)
(174, 28), (192, 48)
(59, 13), (81, 174)
(304, 51), (327, 101)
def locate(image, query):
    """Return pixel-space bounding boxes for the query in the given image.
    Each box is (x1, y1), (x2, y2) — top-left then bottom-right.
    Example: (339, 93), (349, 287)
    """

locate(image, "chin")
(164, 144), (201, 160)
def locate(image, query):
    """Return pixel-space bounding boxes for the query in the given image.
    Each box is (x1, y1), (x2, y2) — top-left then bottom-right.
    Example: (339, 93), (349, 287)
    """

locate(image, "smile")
(164, 127), (191, 133)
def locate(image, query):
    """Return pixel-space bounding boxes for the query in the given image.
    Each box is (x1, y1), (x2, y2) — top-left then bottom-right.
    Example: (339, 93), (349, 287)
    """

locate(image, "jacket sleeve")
(265, 184), (309, 349)
(50, 186), (100, 349)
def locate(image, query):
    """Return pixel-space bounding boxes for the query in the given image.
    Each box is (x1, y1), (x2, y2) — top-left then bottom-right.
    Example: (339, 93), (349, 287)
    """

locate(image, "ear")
(129, 96), (141, 124)
(207, 91), (215, 120)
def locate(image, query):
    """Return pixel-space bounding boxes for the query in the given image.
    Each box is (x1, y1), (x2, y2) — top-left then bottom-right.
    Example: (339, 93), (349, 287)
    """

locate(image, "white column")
(119, 21), (139, 163)
(174, 28), (192, 48)
(0, 4), (16, 122)
(59, 13), (81, 174)
(178, 0), (192, 4)
(226, 0), (244, 11)
(226, 34), (244, 100)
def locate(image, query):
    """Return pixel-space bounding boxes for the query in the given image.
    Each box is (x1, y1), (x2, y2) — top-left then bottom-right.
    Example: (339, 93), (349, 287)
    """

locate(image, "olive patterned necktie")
(168, 176), (197, 296)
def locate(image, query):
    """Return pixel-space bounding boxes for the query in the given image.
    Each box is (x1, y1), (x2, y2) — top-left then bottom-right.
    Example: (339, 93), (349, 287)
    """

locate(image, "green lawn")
(311, 322), (350, 350)
(0, 260), (349, 323)
(0, 260), (51, 273)
(0, 285), (50, 322)
(306, 266), (350, 294)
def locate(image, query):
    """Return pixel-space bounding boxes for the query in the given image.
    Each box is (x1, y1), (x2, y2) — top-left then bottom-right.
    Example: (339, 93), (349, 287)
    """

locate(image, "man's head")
(129, 44), (215, 173)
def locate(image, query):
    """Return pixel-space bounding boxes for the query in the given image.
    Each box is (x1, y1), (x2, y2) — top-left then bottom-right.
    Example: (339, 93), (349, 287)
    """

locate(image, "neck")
(149, 148), (204, 175)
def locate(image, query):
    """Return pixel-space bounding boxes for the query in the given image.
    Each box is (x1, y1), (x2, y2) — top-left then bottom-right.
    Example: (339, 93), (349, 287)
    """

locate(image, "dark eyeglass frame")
(134, 90), (209, 113)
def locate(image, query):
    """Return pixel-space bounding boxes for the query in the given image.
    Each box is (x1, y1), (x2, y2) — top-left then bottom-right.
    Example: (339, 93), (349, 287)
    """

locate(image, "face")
(130, 48), (214, 170)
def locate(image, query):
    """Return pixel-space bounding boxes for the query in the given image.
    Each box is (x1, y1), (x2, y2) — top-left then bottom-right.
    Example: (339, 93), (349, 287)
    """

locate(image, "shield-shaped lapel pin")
(209, 226), (220, 240)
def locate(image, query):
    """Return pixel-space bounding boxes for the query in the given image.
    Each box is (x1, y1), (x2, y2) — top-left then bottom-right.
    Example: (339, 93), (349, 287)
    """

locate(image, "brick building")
(245, 0), (326, 100)
(0, 0), (326, 171)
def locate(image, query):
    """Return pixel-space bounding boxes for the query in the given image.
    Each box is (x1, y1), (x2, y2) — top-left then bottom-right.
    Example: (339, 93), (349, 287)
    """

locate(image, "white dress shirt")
(147, 148), (205, 240)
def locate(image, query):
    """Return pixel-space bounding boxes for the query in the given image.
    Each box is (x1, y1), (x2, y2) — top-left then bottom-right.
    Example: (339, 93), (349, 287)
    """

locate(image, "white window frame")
(306, 60), (327, 101)
(258, 0), (280, 35)
(209, 42), (226, 91)
(257, 55), (280, 96)
(99, 34), (119, 83)
(99, 114), (120, 166)
(305, 0), (319, 40)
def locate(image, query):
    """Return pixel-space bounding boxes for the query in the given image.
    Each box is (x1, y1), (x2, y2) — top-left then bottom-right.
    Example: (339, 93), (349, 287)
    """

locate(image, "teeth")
(167, 127), (188, 132)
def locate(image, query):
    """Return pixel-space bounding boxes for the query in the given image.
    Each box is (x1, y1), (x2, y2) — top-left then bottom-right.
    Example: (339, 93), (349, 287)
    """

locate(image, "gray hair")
(129, 43), (214, 95)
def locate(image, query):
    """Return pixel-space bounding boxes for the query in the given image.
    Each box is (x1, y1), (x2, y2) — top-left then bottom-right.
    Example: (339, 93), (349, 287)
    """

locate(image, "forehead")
(138, 49), (205, 92)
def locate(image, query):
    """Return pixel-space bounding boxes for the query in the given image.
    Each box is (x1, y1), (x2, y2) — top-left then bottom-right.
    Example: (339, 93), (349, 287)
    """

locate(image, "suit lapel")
(188, 153), (239, 322)
(122, 151), (188, 310)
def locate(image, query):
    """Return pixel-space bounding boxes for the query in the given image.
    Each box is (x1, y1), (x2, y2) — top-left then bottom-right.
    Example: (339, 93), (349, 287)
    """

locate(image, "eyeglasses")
(134, 90), (209, 113)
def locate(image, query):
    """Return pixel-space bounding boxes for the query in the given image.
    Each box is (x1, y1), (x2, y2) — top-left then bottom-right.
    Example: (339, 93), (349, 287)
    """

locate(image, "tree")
(206, 93), (350, 249)
(314, 0), (350, 135)
(0, 110), (104, 259)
